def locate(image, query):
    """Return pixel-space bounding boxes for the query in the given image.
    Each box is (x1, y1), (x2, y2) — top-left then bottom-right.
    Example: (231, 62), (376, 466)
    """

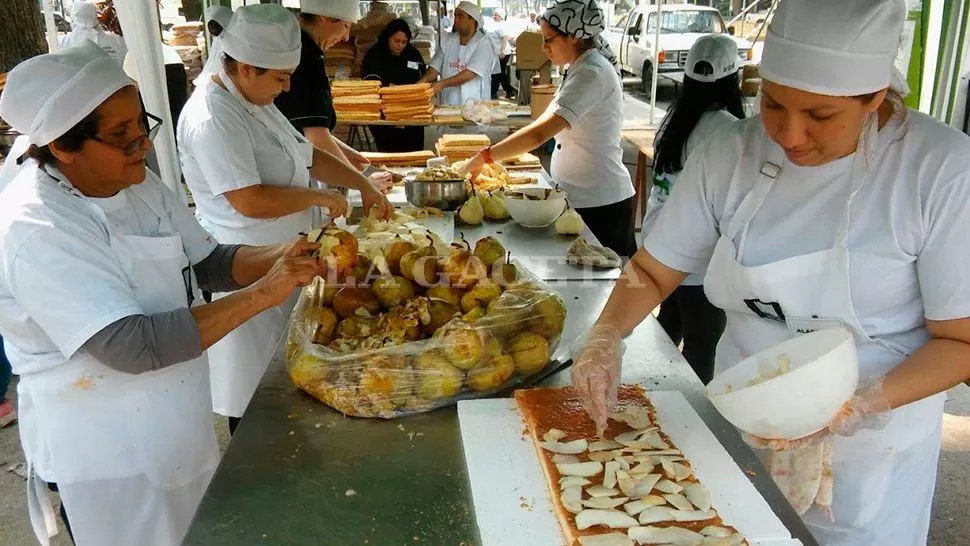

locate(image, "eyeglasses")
(87, 112), (163, 156)
(542, 34), (562, 45)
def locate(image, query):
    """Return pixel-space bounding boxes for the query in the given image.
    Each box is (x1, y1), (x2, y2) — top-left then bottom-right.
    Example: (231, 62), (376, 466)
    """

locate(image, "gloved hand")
(828, 378), (891, 437)
(571, 324), (625, 437)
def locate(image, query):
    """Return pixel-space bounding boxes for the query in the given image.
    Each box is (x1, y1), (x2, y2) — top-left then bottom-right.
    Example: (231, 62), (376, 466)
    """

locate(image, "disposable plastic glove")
(571, 324), (625, 437)
(828, 378), (891, 437)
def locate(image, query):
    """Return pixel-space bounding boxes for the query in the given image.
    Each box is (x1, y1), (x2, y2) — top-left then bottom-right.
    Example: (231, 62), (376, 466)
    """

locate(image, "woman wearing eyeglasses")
(458, 0), (636, 258)
(0, 42), (332, 546)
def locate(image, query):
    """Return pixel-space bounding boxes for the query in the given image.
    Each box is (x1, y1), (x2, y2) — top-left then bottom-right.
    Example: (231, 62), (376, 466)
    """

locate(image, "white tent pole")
(41, 0), (59, 53)
(113, 0), (183, 195)
(650, 0), (661, 125)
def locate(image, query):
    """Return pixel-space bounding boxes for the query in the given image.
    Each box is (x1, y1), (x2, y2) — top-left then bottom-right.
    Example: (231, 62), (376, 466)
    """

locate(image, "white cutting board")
(457, 392), (803, 546)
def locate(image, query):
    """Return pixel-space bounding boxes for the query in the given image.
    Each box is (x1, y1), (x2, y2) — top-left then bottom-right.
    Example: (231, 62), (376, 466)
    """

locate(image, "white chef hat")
(300, 0), (361, 23)
(0, 41), (134, 147)
(206, 5), (233, 31)
(71, 1), (99, 30)
(220, 4), (301, 71)
(761, 0), (905, 97)
(456, 1), (484, 28)
(685, 34), (739, 84)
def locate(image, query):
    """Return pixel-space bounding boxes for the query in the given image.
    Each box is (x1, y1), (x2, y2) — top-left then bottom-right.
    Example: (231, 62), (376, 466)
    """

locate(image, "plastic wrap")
(285, 265), (567, 418)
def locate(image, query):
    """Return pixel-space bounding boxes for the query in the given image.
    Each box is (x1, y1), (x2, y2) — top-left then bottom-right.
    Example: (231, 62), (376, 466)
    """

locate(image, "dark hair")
(222, 53), (268, 75)
(25, 111), (100, 167)
(654, 71), (746, 174)
(379, 18), (414, 49)
(207, 20), (224, 37)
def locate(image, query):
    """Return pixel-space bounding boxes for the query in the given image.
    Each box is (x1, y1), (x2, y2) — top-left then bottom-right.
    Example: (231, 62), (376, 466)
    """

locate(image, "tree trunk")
(183, 0), (204, 22)
(0, 0), (48, 73)
(419, 0), (430, 26)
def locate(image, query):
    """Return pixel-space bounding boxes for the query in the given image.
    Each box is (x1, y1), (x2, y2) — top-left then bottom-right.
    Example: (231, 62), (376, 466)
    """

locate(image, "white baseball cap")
(685, 34), (739, 83)
(220, 4), (302, 71)
(300, 0), (361, 23)
(456, 1), (483, 28)
(0, 42), (134, 146)
(761, 0), (905, 96)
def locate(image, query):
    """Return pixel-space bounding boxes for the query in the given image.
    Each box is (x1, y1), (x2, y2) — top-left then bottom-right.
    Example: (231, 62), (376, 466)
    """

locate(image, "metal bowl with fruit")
(504, 187), (567, 228)
(404, 165), (470, 211)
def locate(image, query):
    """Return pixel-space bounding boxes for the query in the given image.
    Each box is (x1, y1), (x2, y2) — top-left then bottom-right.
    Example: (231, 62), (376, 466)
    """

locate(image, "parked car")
(605, 4), (753, 96)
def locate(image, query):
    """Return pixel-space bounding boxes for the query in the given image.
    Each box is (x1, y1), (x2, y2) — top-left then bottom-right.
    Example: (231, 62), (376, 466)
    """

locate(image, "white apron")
(703, 116), (944, 545)
(203, 71), (315, 418)
(21, 174), (218, 546)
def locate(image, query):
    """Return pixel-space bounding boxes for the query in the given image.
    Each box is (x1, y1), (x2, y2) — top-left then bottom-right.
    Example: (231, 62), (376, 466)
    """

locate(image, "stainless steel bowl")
(404, 177), (469, 211)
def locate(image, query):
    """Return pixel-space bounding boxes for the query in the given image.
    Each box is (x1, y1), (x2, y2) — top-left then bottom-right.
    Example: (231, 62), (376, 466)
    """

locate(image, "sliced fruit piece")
(589, 440), (624, 452)
(562, 485), (583, 514)
(663, 493), (693, 511)
(684, 483), (712, 512)
(539, 438), (589, 454)
(671, 509), (718, 522)
(586, 485), (620, 498)
(557, 461), (603, 477)
(577, 533), (634, 546)
(582, 497), (630, 510)
(559, 476), (592, 489)
(636, 506), (676, 525)
(627, 525), (704, 546)
(552, 454), (580, 464)
(603, 461), (620, 490)
(654, 479), (683, 494)
(543, 428), (566, 443)
(575, 509), (639, 530)
(628, 473), (662, 498)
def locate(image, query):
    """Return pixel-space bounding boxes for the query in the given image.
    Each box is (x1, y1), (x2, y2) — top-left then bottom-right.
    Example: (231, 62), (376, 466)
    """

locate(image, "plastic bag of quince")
(284, 230), (567, 418)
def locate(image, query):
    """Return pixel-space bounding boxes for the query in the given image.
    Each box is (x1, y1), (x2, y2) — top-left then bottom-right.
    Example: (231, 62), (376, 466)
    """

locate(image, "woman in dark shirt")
(361, 19), (427, 152)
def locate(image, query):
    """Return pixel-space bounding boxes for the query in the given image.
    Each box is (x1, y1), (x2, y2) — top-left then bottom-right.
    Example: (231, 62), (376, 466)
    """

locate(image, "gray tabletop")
(185, 280), (817, 546)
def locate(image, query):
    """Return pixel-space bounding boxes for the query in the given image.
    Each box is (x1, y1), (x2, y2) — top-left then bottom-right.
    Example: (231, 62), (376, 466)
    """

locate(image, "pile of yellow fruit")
(286, 231), (567, 418)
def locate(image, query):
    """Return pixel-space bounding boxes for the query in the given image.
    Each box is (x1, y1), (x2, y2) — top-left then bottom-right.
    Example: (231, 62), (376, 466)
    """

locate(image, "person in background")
(488, 8), (516, 100)
(572, 1), (970, 543)
(419, 1), (495, 105)
(178, 5), (355, 434)
(645, 34), (745, 384)
(0, 41), (329, 546)
(524, 11), (540, 32)
(458, 0), (635, 258)
(361, 18), (428, 152)
(59, 0), (127, 63)
(441, 7), (454, 31)
(0, 335), (13, 427)
(275, 0), (395, 211)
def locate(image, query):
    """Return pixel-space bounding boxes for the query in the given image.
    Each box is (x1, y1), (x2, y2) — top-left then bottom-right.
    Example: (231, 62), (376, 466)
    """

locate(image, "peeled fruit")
(288, 353), (325, 389)
(359, 356), (413, 407)
(483, 191), (509, 220)
(436, 323), (485, 370)
(531, 293), (567, 338)
(424, 299), (461, 335)
(463, 307), (487, 323)
(332, 287), (381, 319)
(508, 332), (550, 376)
(482, 291), (532, 338)
(466, 353), (515, 392)
(458, 193), (485, 225)
(414, 353), (464, 399)
(310, 306), (339, 345)
(348, 253), (375, 286)
(426, 285), (464, 306)
(386, 237), (416, 276)
(400, 243), (439, 286)
(555, 206), (585, 236)
(473, 236), (506, 269)
(309, 227), (359, 274)
(461, 279), (503, 313)
(335, 315), (379, 338)
(441, 240), (487, 289)
(321, 283), (340, 306)
(372, 276), (416, 309)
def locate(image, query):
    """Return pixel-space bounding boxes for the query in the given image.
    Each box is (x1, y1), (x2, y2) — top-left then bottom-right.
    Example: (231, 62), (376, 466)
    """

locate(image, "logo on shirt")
(448, 59), (468, 72)
(743, 299), (786, 323)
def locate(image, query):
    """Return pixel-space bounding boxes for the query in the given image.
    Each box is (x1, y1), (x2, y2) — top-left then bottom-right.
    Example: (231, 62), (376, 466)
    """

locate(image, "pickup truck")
(605, 4), (753, 96)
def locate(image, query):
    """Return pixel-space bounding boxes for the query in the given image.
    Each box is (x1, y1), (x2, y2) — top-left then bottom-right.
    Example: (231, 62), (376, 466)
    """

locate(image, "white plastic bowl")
(706, 328), (859, 440)
(504, 188), (567, 228)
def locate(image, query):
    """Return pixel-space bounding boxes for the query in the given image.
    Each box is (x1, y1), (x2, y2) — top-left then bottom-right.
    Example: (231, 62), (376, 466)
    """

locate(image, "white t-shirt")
(549, 50), (634, 209)
(642, 109), (738, 284)
(430, 31), (494, 105)
(0, 164), (216, 376)
(177, 81), (313, 239)
(486, 21), (511, 73)
(646, 111), (970, 353)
